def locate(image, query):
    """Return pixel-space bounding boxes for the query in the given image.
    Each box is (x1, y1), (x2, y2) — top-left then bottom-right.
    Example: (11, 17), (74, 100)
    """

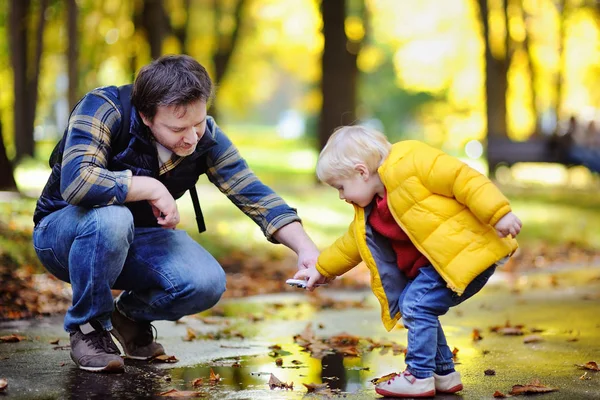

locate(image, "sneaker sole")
(71, 356), (124, 373)
(110, 331), (164, 360)
(375, 387), (436, 398)
(437, 384), (463, 393)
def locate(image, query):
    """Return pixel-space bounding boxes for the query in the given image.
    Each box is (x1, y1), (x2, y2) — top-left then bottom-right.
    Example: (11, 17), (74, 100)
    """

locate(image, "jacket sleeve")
(412, 144), (511, 226)
(60, 91), (132, 207)
(315, 220), (362, 278)
(205, 122), (300, 243)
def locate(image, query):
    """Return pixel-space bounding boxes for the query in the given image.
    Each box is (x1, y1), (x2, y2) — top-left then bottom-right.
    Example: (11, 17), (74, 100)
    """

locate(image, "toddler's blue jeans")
(399, 264), (497, 379)
(33, 205), (227, 332)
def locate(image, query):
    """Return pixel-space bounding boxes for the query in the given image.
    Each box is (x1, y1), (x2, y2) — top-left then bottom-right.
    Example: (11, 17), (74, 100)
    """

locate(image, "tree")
(318, 0), (362, 151)
(0, 117), (18, 191)
(9, 0), (49, 161)
(477, 0), (513, 140)
(67, 0), (78, 110)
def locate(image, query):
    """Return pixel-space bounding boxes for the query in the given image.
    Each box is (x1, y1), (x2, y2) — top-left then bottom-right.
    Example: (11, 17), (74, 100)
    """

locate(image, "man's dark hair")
(132, 54), (214, 120)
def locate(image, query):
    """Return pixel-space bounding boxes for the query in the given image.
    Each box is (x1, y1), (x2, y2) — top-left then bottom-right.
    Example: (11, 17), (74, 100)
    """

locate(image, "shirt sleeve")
(60, 91), (132, 207)
(205, 122), (300, 242)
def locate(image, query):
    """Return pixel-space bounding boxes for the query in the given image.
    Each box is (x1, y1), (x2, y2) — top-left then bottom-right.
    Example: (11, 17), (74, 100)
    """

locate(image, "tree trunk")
(9, 0), (30, 161)
(478, 0), (509, 140)
(520, 0), (540, 135)
(318, 0), (359, 151)
(142, 0), (168, 59)
(9, 0), (48, 162)
(0, 118), (18, 192)
(555, 0), (568, 121)
(67, 0), (79, 109)
(210, 0), (245, 121)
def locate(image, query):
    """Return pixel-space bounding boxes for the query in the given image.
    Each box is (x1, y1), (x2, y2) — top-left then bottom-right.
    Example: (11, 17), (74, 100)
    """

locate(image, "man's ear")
(354, 163), (370, 180)
(139, 112), (151, 127)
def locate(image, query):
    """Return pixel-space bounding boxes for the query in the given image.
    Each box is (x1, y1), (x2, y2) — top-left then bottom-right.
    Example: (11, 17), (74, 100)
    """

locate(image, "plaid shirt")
(36, 86), (300, 241)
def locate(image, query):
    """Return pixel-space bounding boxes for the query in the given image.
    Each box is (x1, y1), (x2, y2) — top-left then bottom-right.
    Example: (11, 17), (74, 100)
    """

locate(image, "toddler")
(295, 126), (521, 398)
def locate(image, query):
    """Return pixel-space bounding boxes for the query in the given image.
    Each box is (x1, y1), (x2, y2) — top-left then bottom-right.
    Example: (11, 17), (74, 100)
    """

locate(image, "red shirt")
(368, 193), (429, 279)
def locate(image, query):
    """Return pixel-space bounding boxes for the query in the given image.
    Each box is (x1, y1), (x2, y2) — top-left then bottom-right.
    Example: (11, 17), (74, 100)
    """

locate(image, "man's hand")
(296, 245), (320, 271)
(294, 267), (327, 292)
(494, 212), (522, 238)
(126, 176), (180, 229)
(149, 186), (180, 229)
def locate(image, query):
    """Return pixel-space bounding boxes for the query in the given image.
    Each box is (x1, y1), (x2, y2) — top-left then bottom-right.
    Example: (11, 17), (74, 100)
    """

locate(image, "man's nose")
(185, 127), (198, 143)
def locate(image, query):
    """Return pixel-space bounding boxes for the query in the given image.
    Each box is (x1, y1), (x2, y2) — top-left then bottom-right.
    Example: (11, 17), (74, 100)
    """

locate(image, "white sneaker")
(375, 370), (435, 398)
(433, 371), (463, 393)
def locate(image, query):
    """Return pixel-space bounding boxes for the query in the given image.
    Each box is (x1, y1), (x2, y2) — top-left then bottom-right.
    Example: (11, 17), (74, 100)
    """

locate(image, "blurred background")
(1, 0), (600, 317)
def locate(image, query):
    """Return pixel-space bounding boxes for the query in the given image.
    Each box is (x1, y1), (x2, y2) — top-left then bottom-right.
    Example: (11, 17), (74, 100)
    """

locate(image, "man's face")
(140, 100), (208, 157)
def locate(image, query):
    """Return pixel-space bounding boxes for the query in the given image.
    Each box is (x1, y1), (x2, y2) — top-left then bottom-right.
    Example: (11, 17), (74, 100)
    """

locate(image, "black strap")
(189, 186), (206, 233)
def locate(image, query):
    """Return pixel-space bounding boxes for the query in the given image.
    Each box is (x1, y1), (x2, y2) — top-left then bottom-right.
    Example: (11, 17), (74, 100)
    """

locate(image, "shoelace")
(82, 331), (120, 354)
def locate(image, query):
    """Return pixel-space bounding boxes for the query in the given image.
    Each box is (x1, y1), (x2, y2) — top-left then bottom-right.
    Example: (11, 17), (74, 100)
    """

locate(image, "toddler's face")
(329, 173), (378, 208)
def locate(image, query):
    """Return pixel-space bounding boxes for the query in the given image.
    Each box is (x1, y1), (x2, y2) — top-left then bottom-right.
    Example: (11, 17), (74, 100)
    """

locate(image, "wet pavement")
(1, 265), (599, 399)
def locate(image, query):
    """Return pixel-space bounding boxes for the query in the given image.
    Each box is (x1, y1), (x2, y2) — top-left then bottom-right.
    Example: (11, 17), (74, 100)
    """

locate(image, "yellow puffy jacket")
(315, 141), (518, 331)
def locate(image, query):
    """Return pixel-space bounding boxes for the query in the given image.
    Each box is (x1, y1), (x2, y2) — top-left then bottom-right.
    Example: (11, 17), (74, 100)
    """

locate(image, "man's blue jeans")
(32, 205), (227, 332)
(399, 264), (497, 379)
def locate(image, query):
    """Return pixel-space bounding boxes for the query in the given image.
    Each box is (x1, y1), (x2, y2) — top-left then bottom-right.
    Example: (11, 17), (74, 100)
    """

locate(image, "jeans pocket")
(33, 246), (69, 282)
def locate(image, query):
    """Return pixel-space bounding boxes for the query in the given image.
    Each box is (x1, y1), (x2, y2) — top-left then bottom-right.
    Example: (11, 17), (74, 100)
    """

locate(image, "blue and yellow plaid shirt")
(34, 86), (300, 242)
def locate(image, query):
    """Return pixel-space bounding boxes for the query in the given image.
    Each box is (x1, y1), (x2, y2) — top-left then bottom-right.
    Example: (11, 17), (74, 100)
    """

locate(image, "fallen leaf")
(157, 389), (205, 397)
(575, 361), (599, 371)
(579, 372), (591, 380)
(0, 378), (7, 391)
(509, 379), (558, 395)
(493, 390), (509, 398)
(183, 327), (197, 341)
(303, 382), (336, 394)
(370, 372), (398, 385)
(268, 373), (293, 390)
(291, 360), (303, 365)
(472, 329), (483, 341)
(191, 378), (203, 387)
(0, 334), (26, 343)
(484, 369), (496, 376)
(452, 347), (459, 360)
(209, 368), (221, 383)
(151, 355), (179, 363)
(275, 358), (283, 366)
(523, 335), (543, 343)
(49, 338), (60, 345)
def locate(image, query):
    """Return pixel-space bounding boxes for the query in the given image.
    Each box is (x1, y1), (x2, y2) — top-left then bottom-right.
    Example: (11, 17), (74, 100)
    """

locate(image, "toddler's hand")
(293, 267), (327, 292)
(494, 212), (522, 238)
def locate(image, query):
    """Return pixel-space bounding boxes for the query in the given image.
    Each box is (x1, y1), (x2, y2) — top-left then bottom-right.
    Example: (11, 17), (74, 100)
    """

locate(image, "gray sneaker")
(69, 321), (124, 372)
(111, 307), (165, 360)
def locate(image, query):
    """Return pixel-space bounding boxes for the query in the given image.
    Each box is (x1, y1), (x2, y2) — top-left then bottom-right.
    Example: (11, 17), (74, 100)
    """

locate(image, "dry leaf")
(49, 338), (60, 345)
(151, 355), (179, 363)
(493, 390), (508, 398)
(509, 379), (558, 395)
(191, 378), (203, 387)
(157, 389), (205, 397)
(370, 372), (398, 385)
(183, 327), (197, 341)
(268, 373), (293, 390)
(575, 361), (599, 371)
(523, 335), (543, 343)
(0, 334), (26, 343)
(472, 329), (483, 341)
(303, 382), (331, 393)
(579, 372), (591, 380)
(484, 369), (496, 376)
(209, 368), (221, 383)
(275, 358), (283, 366)
(0, 378), (7, 391)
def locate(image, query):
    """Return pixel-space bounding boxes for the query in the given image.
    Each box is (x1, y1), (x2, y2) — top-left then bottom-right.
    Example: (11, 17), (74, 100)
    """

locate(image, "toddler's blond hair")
(316, 125), (392, 183)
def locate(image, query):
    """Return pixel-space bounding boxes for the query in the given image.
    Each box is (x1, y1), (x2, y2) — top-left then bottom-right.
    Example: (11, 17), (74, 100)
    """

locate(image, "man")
(32, 55), (320, 372)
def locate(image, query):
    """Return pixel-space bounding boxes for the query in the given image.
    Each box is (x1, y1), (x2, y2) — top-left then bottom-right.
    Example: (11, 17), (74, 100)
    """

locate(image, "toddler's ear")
(354, 163), (370, 179)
